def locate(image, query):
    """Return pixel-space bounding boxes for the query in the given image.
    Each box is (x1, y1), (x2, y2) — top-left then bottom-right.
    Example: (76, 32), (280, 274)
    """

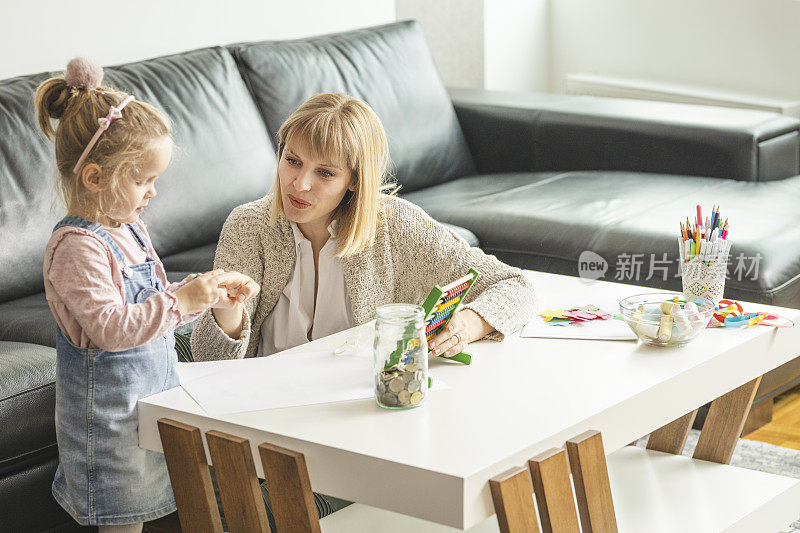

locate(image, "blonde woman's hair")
(271, 93), (397, 257)
(35, 66), (172, 222)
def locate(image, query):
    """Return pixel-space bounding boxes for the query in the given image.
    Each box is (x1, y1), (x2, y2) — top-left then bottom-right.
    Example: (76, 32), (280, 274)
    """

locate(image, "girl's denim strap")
(53, 215), (126, 263)
(126, 222), (151, 253)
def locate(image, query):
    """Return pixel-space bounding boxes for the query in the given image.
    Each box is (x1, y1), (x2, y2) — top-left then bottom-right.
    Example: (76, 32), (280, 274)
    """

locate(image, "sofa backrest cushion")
(229, 20), (476, 193)
(0, 73), (59, 302)
(0, 47), (276, 302)
(103, 47), (277, 256)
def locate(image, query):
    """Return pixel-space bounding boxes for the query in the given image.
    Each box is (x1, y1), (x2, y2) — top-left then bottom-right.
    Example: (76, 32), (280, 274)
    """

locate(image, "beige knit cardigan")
(190, 194), (537, 361)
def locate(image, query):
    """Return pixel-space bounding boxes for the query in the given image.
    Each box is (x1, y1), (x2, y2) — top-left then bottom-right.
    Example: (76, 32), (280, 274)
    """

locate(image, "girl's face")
(279, 139), (355, 232)
(107, 136), (173, 225)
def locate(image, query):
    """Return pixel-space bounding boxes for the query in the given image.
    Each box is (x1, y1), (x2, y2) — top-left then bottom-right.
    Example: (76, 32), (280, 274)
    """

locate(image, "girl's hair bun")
(64, 57), (104, 90)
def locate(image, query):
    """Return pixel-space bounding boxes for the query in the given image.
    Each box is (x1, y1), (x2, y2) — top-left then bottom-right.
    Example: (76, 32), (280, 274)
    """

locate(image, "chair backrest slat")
(258, 442), (322, 533)
(489, 465), (540, 533)
(529, 447), (579, 533)
(206, 430), (271, 533)
(157, 418), (224, 533)
(565, 430), (618, 533)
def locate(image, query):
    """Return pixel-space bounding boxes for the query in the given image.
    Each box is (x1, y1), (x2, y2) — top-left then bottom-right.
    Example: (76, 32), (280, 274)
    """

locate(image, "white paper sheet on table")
(177, 351), (449, 415)
(521, 316), (638, 341)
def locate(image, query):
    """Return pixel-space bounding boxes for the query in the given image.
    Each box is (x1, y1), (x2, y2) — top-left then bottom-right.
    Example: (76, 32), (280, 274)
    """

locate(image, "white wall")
(550, 0), (800, 100)
(484, 0), (549, 92)
(0, 0), (395, 79)
(396, 0), (548, 91)
(396, 0), (484, 88)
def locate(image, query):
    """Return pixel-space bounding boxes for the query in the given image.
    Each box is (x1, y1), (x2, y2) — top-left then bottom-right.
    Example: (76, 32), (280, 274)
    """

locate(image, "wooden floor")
(745, 386), (800, 450)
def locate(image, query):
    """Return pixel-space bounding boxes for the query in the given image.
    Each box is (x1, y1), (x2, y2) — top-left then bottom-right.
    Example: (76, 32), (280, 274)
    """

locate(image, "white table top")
(138, 271), (800, 529)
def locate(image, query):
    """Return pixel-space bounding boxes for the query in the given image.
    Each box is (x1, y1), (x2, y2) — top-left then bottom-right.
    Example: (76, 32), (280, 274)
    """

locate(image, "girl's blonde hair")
(271, 93), (396, 257)
(35, 63), (172, 222)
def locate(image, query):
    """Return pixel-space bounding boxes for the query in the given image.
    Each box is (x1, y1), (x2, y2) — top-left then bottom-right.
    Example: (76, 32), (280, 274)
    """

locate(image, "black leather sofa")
(2, 20), (799, 531)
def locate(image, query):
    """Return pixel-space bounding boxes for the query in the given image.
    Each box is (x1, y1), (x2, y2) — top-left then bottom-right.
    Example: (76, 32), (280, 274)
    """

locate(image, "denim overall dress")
(51, 215), (178, 525)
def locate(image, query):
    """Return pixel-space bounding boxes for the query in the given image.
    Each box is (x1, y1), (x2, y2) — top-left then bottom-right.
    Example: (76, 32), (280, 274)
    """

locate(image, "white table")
(139, 271), (800, 531)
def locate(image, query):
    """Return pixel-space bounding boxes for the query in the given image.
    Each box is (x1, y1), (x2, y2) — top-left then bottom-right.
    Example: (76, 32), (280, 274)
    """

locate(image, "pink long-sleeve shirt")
(43, 218), (195, 351)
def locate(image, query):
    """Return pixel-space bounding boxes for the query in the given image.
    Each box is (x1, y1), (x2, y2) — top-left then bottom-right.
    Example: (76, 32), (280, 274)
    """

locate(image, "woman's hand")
(429, 309), (494, 358)
(208, 271), (260, 340)
(211, 271), (260, 309)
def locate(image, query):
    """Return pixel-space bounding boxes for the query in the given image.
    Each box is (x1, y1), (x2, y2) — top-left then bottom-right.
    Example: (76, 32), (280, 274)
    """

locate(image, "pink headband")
(72, 95), (136, 174)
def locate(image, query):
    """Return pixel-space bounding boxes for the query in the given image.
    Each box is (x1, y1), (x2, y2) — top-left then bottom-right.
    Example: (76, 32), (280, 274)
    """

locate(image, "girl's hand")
(180, 272), (204, 283)
(174, 270), (229, 315)
(429, 309), (494, 358)
(211, 271), (260, 309)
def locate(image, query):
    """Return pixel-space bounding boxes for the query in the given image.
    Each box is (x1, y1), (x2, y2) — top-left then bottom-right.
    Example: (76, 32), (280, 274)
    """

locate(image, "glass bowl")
(619, 293), (715, 347)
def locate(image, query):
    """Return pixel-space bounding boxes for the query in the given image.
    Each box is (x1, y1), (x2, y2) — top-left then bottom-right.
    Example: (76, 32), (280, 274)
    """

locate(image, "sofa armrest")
(450, 87), (800, 182)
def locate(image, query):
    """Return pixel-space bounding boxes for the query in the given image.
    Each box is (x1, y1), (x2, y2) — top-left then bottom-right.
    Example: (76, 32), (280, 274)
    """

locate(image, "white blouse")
(258, 222), (354, 356)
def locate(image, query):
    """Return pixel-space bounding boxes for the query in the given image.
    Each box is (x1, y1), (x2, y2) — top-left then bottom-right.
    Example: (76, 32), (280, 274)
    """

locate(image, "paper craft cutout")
(539, 305), (613, 325)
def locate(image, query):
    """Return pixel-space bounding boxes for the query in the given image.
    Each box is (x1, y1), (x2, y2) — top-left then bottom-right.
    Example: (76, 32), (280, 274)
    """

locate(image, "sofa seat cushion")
(0, 342), (57, 478)
(403, 171), (800, 308)
(229, 21), (476, 193)
(0, 293), (56, 347)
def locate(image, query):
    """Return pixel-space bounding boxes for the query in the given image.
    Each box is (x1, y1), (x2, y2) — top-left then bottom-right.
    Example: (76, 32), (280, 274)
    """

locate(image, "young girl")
(191, 92), (536, 362)
(36, 58), (258, 532)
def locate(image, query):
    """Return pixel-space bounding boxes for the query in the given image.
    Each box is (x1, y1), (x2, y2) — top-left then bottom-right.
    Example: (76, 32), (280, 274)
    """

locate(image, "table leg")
(489, 466), (541, 533)
(646, 410), (698, 455)
(565, 430), (618, 533)
(529, 448), (580, 533)
(693, 377), (761, 464)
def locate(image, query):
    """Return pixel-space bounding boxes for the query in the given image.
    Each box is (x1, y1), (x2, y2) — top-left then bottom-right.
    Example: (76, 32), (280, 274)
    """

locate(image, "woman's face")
(278, 139), (355, 231)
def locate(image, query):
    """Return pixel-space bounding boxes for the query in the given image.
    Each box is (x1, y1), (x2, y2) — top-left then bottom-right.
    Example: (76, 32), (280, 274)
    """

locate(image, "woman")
(191, 93), (536, 362)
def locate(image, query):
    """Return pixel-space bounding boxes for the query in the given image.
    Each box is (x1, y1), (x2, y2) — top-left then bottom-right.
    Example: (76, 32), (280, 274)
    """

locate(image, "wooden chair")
(486, 377), (764, 533)
(156, 418), (501, 533)
(489, 431), (609, 533)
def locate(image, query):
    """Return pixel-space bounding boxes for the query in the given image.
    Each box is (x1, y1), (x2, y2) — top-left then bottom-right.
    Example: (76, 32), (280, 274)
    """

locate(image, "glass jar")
(373, 304), (428, 409)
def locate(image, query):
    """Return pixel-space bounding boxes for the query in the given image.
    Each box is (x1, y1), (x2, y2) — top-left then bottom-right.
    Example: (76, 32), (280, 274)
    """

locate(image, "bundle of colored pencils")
(678, 204), (731, 264)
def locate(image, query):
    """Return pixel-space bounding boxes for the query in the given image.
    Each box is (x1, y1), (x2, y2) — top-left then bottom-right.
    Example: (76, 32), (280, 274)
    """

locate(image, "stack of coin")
(376, 357), (426, 408)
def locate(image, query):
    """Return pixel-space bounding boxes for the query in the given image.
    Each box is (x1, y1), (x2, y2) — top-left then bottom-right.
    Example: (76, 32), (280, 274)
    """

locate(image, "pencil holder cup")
(681, 256), (728, 304)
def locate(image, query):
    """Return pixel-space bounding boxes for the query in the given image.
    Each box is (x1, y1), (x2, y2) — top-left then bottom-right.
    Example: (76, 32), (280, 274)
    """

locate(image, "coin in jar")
(389, 377), (405, 393)
(410, 391), (424, 405)
(397, 390), (411, 405)
(407, 379), (420, 393)
(380, 392), (398, 407)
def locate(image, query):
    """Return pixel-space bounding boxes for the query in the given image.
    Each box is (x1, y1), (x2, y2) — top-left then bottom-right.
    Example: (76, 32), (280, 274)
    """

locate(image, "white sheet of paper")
(177, 351), (449, 415)
(521, 316), (638, 341)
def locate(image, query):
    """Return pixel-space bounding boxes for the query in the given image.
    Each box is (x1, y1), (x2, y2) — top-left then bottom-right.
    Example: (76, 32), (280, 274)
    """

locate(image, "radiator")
(564, 73), (800, 119)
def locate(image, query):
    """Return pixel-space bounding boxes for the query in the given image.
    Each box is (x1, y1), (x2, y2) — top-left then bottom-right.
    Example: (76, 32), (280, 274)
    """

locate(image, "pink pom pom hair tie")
(64, 57), (104, 90)
(72, 95), (135, 174)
